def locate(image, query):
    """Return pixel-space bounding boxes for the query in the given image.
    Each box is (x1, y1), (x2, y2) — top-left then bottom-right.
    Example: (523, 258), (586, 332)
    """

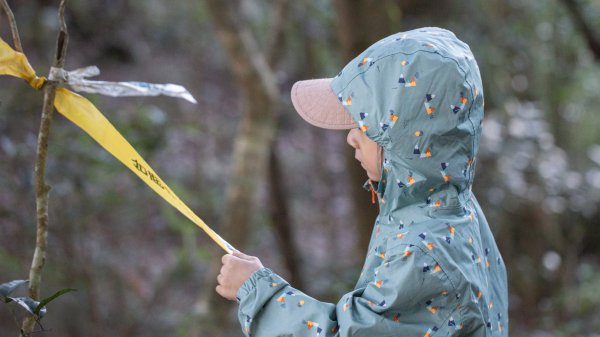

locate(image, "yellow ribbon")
(0, 37), (234, 254)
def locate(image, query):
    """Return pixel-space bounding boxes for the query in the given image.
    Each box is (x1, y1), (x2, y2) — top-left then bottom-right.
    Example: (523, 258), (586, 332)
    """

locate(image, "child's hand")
(216, 250), (264, 301)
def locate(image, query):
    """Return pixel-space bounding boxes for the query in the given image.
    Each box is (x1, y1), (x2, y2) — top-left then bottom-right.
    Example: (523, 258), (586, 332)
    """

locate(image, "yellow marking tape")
(0, 37), (234, 254)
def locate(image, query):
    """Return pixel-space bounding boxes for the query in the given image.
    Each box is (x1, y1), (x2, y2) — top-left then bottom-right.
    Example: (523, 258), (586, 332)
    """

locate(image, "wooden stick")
(21, 0), (69, 335)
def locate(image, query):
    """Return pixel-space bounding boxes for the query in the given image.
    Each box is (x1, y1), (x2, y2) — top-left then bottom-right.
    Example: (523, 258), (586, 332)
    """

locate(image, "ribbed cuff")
(236, 267), (275, 303)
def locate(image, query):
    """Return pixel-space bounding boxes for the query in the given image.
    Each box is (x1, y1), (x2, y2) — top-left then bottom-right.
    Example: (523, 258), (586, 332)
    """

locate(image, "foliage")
(0, 279), (75, 334)
(0, 0), (599, 336)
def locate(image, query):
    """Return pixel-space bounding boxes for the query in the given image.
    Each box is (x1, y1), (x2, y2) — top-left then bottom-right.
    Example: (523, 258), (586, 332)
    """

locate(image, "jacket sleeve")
(236, 245), (461, 337)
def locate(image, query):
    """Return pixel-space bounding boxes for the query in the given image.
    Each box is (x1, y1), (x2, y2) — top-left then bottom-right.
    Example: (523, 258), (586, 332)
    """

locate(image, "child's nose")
(346, 129), (359, 148)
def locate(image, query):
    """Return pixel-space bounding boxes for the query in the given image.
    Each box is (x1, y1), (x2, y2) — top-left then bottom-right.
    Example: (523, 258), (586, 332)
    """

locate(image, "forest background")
(1, 0), (599, 336)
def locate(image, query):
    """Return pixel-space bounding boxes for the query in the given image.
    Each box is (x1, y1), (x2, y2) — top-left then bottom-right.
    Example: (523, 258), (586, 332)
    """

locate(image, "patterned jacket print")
(236, 27), (508, 337)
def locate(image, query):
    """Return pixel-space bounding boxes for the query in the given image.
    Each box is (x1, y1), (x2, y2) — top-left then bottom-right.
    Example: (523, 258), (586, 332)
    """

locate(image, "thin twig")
(0, 0), (23, 52)
(21, 0), (69, 335)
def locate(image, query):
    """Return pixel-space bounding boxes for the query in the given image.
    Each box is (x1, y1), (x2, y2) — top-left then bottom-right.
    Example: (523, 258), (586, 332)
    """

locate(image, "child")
(216, 27), (508, 337)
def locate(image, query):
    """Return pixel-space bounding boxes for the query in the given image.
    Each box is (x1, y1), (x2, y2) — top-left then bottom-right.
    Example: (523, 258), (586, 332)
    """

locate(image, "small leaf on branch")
(34, 288), (77, 315)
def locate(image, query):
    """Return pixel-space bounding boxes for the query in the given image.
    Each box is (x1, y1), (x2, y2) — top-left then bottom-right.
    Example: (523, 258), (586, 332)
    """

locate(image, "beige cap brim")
(291, 78), (358, 130)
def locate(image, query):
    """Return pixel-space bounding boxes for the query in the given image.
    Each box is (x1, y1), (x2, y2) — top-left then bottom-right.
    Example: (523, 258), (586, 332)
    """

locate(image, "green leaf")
(0, 280), (28, 298)
(34, 288), (77, 316)
(7, 297), (46, 317)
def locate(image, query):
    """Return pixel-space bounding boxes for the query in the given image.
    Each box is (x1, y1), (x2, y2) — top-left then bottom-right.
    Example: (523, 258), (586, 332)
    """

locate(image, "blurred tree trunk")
(195, 1), (296, 336)
(332, 0), (399, 259)
(561, 0), (600, 61)
(268, 147), (304, 288)
(266, 0), (305, 290)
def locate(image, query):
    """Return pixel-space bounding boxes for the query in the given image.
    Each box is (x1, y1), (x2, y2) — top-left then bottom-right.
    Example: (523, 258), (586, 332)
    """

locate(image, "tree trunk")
(194, 1), (287, 336)
(332, 0), (398, 259)
(268, 145), (304, 289)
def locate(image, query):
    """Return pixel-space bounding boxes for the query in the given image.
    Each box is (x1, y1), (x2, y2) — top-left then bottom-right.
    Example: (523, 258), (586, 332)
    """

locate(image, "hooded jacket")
(236, 27), (508, 337)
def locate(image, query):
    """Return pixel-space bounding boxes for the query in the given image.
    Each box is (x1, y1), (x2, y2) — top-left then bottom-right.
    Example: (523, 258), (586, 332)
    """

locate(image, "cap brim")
(291, 78), (357, 130)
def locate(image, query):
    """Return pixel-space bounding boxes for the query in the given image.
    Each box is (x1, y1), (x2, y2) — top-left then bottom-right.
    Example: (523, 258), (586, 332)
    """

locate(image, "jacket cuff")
(236, 267), (276, 302)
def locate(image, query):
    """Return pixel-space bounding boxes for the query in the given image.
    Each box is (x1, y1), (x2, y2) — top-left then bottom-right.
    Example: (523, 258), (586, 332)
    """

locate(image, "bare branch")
(0, 0), (23, 52)
(21, 0), (69, 335)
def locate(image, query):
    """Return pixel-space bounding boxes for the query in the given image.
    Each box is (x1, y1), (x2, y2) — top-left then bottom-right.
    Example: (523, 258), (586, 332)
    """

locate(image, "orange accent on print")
(343, 303), (350, 312)
(375, 280), (383, 288)
(443, 174), (451, 183)
(409, 77), (417, 87)
(415, 130), (423, 136)
(428, 306), (438, 314)
(307, 321), (315, 329)
(426, 242), (434, 250)
(434, 263), (441, 273)
(393, 313), (400, 322)
(277, 296), (285, 303)
(476, 291), (482, 299)
(448, 225), (456, 234)
(426, 106), (436, 114)
(299, 299), (305, 306)
(404, 248), (412, 257)
(370, 184), (376, 204)
(361, 124), (369, 132)
(434, 200), (441, 207)
(390, 113), (399, 123)
(408, 176), (415, 185)
(424, 148), (432, 157)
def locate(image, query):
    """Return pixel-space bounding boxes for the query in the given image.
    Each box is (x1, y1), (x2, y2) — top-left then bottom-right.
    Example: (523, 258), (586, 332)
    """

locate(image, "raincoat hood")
(331, 27), (483, 211)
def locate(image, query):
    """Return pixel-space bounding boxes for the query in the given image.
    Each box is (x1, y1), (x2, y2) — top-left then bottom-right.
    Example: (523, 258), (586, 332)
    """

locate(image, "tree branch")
(561, 0), (600, 61)
(21, 0), (69, 335)
(0, 0), (23, 52)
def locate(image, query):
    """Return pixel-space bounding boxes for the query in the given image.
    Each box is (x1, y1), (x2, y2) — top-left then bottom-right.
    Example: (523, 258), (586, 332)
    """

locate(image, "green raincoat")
(236, 27), (508, 337)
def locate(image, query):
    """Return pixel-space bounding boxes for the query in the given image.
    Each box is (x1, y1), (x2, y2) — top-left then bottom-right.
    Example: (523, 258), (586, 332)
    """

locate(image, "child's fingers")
(215, 284), (227, 298)
(232, 250), (254, 261)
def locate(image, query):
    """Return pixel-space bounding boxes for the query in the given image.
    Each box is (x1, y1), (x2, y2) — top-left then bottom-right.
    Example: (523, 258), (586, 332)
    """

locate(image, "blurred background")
(1, 0), (599, 336)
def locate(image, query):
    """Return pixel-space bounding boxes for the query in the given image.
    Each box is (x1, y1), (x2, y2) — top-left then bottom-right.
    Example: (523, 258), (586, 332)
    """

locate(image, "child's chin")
(368, 174), (379, 182)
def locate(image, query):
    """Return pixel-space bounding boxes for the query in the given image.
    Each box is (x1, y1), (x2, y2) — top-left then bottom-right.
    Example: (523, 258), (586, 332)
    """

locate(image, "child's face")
(346, 128), (382, 182)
